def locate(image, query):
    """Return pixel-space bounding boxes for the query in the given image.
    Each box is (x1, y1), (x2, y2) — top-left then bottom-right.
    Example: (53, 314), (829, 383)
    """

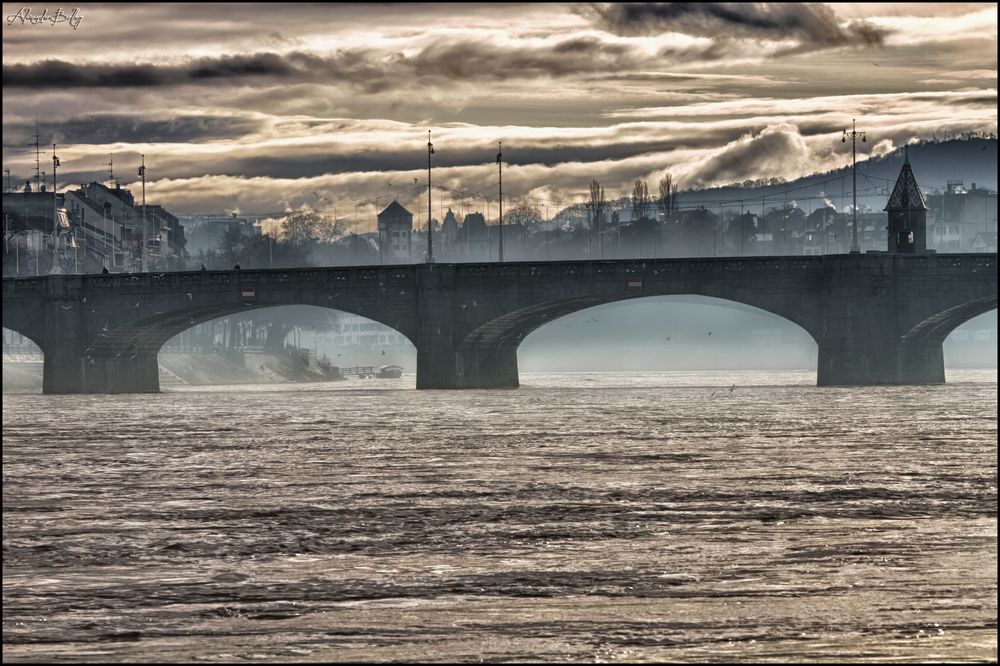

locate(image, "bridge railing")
(2, 253), (995, 295)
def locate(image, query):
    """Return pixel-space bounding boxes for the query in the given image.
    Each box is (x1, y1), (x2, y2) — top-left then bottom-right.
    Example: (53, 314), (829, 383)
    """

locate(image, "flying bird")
(707, 331), (713, 336)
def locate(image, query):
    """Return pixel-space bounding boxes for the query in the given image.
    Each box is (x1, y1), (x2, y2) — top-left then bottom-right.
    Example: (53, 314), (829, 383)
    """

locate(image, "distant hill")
(670, 138), (997, 214)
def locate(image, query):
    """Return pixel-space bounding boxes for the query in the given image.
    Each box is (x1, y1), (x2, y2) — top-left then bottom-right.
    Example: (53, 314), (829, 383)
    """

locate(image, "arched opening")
(3, 327), (45, 392)
(943, 309), (997, 382)
(505, 295), (819, 387)
(155, 305), (416, 389)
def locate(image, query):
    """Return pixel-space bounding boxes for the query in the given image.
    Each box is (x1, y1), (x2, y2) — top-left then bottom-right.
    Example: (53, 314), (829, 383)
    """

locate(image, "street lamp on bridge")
(842, 119), (866, 254)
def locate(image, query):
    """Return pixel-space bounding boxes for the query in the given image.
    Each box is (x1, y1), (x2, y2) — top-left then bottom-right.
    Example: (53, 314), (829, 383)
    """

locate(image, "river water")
(2, 370), (997, 663)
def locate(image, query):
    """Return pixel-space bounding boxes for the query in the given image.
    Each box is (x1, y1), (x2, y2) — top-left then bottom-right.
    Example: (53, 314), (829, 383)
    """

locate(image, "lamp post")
(426, 131), (434, 264)
(497, 141), (503, 263)
(52, 145), (60, 269)
(138, 155), (146, 272)
(842, 119), (866, 254)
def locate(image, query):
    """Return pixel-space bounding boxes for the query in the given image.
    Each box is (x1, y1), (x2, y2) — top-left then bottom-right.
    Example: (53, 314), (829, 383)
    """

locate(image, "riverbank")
(2, 349), (353, 392)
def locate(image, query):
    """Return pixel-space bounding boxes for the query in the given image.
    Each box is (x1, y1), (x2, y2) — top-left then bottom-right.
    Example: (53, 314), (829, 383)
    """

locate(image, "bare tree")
(588, 179), (606, 258)
(631, 179), (651, 223)
(657, 172), (678, 222)
(217, 224), (246, 267)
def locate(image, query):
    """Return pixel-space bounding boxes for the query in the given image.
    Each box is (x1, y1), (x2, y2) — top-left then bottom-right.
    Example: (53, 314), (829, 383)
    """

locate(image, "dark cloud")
(584, 2), (889, 52)
(4, 52), (319, 89)
(3, 114), (264, 145)
(3, 37), (642, 91)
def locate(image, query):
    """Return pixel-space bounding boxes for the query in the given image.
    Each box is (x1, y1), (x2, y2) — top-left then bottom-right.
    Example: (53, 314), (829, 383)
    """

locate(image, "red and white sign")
(628, 278), (643, 292)
(241, 287), (256, 302)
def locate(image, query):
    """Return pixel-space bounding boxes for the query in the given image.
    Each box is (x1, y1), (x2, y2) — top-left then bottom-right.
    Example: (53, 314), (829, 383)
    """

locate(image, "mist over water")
(2, 369), (996, 662)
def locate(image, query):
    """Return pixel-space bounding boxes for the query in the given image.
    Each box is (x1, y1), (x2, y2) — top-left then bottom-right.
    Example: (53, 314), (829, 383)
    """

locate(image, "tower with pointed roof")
(377, 200), (413, 261)
(885, 147), (928, 253)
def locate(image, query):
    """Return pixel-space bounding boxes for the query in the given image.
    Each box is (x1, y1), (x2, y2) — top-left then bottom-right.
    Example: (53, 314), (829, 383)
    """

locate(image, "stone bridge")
(2, 253), (996, 393)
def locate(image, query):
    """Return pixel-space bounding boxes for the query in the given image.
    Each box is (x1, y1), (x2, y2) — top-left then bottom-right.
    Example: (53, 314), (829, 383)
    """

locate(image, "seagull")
(872, 63), (880, 67)
(729, 384), (736, 393)
(134, 301), (140, 308)
(413, 178), (419, 184)
(707, 331), (713, 336)
(60, 305), (72, 310)
(186, 292), (192, 300)
(665, 337), (671, 341)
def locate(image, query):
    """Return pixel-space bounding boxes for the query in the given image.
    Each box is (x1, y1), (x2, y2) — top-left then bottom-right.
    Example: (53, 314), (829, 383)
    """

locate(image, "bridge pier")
(456, 347), (520, 389)
(817, 338), (944, 386)
(42, 350), (160, 394)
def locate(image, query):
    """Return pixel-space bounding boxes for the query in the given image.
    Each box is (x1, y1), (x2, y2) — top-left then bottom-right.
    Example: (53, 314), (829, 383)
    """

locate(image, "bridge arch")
(2, 325), (45, 357)
(84, 301), (417, 361)
(455, 292), (820, 388)
(892, 295), (997, 385)
(902, 296), (998, 346)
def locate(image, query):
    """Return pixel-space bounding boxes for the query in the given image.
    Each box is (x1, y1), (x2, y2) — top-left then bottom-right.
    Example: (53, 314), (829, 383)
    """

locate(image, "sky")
(2, 2), (997, 225)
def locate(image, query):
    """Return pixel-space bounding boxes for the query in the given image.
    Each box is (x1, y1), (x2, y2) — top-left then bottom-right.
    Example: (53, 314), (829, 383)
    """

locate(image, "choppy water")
(3, 370), (997, 663)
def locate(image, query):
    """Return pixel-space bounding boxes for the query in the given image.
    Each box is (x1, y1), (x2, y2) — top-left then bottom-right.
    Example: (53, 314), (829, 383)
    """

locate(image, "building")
(440, 208), (459, 252)
(454, 211), (490, 259)
(926, 181), (998, 252)
(4, 181), (186, 275)
(885, 150), (928, 253)
(377, 200), (413, 261)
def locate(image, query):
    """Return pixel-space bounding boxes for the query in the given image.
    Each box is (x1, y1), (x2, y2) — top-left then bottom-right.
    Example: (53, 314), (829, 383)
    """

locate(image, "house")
(377, 200), (413, 261)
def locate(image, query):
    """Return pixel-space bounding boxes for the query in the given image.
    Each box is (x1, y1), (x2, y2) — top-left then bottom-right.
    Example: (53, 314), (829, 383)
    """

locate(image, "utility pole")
(107, 152), (114, 185)
(4, 169), (10, 193)
(842, 118), (866, 254)
(497, 141), (503, 263)
(426, 130), (434, 263)
(138, 155), (146, 272)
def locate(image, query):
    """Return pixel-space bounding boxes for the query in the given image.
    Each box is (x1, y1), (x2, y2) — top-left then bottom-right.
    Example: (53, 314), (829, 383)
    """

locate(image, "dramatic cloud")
(3, 113), (265, 145)
(3, 37), (643, 91)
(1, 3), (995, 213)
(583, 2), (889, 53)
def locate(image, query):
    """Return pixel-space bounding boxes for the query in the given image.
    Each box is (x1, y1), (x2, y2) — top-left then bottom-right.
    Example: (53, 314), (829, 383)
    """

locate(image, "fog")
(518, 296), (818, 372)
(519, 301), (997, 372)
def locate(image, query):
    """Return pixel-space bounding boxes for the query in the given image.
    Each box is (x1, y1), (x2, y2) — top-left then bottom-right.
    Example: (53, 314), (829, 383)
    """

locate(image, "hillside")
(673, 138), (997, 213)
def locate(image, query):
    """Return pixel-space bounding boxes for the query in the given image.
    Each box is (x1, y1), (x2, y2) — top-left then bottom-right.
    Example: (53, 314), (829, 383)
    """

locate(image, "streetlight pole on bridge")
(497, 141), (504, 263)
(138, 155), (146, 272)
(426, 131), (435, 264)
(842, 119), (866, 254)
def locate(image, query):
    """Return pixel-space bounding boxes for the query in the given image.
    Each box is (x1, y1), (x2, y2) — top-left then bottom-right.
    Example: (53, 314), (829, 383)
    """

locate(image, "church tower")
(885, 147), (928, 253)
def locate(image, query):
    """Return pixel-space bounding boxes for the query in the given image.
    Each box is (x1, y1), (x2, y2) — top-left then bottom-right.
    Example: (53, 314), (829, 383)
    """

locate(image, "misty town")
(3, 3), (997, 665)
